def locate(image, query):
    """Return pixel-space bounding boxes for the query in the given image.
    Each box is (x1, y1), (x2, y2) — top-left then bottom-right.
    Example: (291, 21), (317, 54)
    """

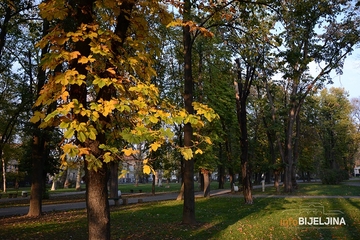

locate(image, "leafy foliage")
(30, 0), (218, 174)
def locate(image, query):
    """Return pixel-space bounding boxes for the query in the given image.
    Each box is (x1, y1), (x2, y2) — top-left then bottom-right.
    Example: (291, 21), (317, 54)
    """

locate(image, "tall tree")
(274, 0), (359, 192)
(0, 0), (39, 196)
(226, 1), (276, 203)
(34, 0), (216, 238)
(181, 0), (196, 224)
(27, 18), (50, 217)
(316, 88), (356, 173)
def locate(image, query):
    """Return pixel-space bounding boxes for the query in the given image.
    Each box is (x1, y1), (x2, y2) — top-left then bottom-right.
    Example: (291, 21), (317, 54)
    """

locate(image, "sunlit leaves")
(195, 148), (203, 155)
(167, 19), (214, 38)
(180, 147), (193, 160)
(78, 55), (95, 64)
(85, 154), (103, 172)
(44, 110), (59, 123)
(62, 144), (78, 159)
(103, 152), (113, 163)
(122, 148), (138, 156)
(64, 128), (75, 139)
(39, 0), (69, 20)
(143, 164), (152, 174)
(143, 159), (155, 174)
(193, 102), (219, 122)
(30, 111), (45, 124)
(150, 142), (161, 151)
(33, 0), (220, 172)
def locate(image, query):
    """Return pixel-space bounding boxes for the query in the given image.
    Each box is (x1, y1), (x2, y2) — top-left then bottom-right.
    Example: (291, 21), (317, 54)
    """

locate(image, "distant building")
(119, 155), (137, 183)
(6, 159), (18, 173)
(354, 158), (360, 177)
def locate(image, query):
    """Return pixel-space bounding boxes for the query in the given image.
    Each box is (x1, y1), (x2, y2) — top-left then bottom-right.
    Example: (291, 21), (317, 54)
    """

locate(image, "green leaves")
(93, 76), (110, 88)
(64, 128), (75, 139)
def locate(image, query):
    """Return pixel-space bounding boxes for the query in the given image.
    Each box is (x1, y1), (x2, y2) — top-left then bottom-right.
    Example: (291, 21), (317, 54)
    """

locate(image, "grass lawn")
(253, 180), (360, 196)
(1, 180), (359, 239)
(0, 196), (359, 239)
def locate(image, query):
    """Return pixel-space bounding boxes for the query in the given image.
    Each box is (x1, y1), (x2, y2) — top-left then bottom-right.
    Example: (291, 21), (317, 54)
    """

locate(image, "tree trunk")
(157, 170), (163, 187)
(264, 79), (286, 192)
(292, 113), (301, 189)
(51, 176), (57, 191)
(218, 164), (225, 189)
(199, 170), (204, 191)
(217, 143), (224, 189)
(65, 1), (115, 238)
(28, 136), (45, 217)
(154, 171), (158, 186)
(241, 162), (253, 204)
(85, 163), (110, 240)
(2, 156), (6, 193)
(182, 156), (195, 224)
(177, 157), (184, 200)
(229, 167), (235, 192)
(202, 169), (210, 197)
(235, 59), (253, 204)
(27, 19), (49, 218)
(274, 170), (280, 193)
(76, 162), (82, 191)
(181, 0), (195, 225)
(64, 169), (70, 189)
(284, 105), (296, 192)
(108, 161), (119, 203)
(152, 174), (155, 195)
(177, 182), (184, 201)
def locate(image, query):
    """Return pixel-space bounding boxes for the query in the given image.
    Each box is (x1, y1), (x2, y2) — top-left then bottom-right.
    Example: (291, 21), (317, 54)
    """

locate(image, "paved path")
(1, 180), (359, 218)
(0, 189), (231, 218)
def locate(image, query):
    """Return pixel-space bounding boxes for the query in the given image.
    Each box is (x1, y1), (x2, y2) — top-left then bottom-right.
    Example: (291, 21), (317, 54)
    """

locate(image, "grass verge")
(0, 196), (359, 239)
(253, 181), (360, 196)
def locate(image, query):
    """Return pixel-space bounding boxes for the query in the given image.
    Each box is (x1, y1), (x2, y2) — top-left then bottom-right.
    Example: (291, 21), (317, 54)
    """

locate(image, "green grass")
(1, 197), (359, 239)
(1, 181), (360, 239)
(0, 181), (230, 196)
(117, 181), (231, 194)
(253, 181), (360, 196)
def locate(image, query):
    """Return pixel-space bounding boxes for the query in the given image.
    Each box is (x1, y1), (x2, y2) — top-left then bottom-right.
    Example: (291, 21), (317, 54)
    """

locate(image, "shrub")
(320, 169), (349, 184)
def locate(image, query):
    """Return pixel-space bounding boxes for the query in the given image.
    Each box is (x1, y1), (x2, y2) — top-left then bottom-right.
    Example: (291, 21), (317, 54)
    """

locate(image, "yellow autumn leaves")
(32, 0), (219, 174)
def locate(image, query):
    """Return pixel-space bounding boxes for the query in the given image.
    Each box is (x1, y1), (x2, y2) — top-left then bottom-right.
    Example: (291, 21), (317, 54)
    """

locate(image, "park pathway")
(1, 180), (359, 218)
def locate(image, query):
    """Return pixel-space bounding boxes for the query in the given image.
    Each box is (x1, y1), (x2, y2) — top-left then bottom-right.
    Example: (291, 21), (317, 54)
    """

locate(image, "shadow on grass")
(278, 198), (360, 240)
(110, 196), (281, 239)
(253, 182), (360, 196)
(290, 183), (360, 196)
(0, 210), (88, 239)
(1, 196), (359, 239)
(318, 198), (360, 239)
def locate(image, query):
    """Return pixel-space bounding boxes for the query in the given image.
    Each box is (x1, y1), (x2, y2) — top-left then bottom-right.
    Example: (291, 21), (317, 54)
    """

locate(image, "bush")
(320, 169), (349, 184)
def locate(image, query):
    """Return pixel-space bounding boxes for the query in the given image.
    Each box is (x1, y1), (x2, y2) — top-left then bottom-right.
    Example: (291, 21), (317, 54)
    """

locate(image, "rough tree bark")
(65, 1), (111, 238)
(109, 161), (119, 205)
(68, 1), (135, 238)
(217, 141), (226, 189)
(202, 169), (210, 197)
(28, 19), (49, 217)
(181, 0), (196, 225)
(75, 162), (82, 191)
(234, 58), (253, 204)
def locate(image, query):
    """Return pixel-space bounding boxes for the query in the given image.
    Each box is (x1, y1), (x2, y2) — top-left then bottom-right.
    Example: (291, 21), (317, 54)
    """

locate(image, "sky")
(327, 48), (360, 100)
